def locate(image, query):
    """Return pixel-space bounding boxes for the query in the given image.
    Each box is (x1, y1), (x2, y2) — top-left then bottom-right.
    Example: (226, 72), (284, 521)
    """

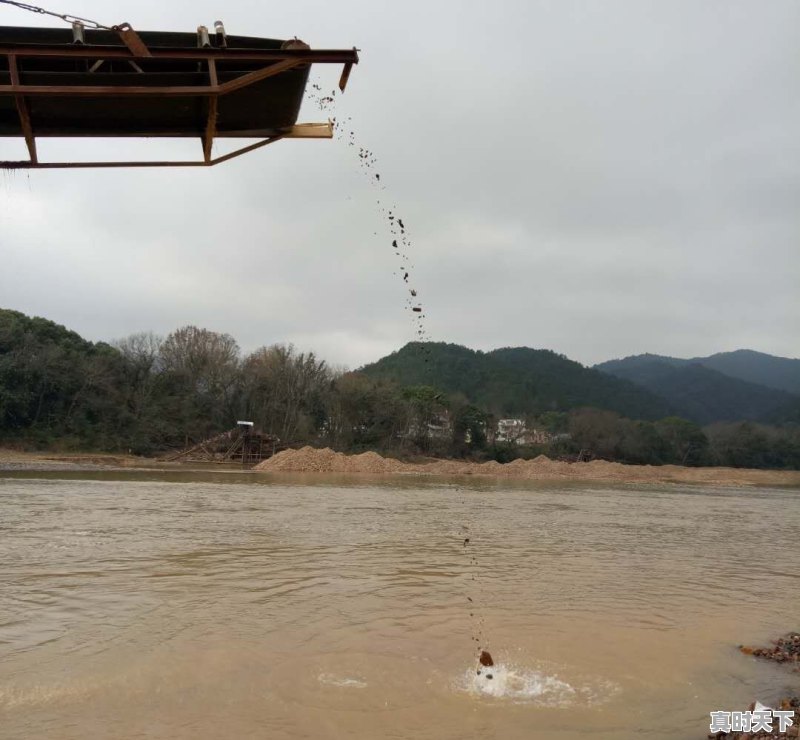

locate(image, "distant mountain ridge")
(687, 349), (800, 396)
(595, 351), (800, 424)
(360, 343), (800, 426)
(597, 349), (800, 394)
(360, 342), (674, 421)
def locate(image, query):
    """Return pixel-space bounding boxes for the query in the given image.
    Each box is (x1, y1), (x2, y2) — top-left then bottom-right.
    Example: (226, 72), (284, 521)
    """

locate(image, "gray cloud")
(1, 0), (797, 368)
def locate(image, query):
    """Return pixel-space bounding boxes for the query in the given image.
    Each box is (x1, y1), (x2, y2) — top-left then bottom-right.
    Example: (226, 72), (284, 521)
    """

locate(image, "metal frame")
(0, 29), (358, 168)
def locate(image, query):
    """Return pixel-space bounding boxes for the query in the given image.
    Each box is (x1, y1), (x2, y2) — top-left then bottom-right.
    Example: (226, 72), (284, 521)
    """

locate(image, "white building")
(495, 418), (553, 446)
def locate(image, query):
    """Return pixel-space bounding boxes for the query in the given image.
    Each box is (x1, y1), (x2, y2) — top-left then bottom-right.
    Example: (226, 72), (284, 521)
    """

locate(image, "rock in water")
(479, 650), (494, 667)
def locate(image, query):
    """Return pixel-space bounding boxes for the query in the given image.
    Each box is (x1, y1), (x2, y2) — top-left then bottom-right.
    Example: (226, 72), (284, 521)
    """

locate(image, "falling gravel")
(307, 83), (432, 356)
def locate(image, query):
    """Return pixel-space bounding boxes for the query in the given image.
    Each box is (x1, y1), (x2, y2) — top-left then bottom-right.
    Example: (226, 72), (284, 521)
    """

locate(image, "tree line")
(536, 409), (800, 470)
(1, 310), (798, 469)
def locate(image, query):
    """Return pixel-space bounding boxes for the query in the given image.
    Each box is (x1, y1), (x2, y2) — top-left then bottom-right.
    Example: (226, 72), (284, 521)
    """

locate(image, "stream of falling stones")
(464, 526), (493, 678)
(308, 82), (490, 675)
(309, 84), (430, 351)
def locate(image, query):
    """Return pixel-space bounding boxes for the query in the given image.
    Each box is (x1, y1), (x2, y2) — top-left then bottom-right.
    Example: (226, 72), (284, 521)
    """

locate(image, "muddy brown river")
(1, 470), (798, 739)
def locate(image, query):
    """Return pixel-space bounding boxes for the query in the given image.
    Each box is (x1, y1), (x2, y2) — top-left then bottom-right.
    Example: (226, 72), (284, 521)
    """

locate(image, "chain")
(0, 0), (113, 30)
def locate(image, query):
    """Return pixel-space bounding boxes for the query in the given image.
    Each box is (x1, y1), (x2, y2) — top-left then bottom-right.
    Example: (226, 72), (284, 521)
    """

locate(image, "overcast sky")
(1, 0), (798, 368)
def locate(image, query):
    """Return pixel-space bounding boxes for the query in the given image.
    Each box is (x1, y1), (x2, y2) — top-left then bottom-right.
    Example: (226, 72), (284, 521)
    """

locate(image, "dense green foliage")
(1, 310), (798, 469)
(691, 350), (800, 396)
(595, 355), (798, 424)
(0, 310), (127, 449)
(704, 422), (800, 469)
(0, 310), (332, 454)
(540, 411), (800, 469)
(361, 342), (674, 420)
(555, 411), (712, 466)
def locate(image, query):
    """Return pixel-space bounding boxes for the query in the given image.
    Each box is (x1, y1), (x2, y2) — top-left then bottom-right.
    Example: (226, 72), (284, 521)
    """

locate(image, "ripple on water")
(317, 673), (368, 689)
(271, 651), (434, 712)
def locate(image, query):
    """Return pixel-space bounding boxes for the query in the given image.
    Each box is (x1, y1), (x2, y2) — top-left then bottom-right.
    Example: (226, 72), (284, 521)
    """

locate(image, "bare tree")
(160, 326), (239, 392)
(113, 332), (163, 422)
(160, 326), (241, 439)
(241, 343), (331, 442)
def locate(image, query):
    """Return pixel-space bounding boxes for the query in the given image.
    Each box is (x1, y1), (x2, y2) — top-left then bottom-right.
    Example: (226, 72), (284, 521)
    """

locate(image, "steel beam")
(217, 59), (301, 95)
(202, 95), (217, 162)
(0, 124), (330, 169)
(7, 54), (36, 162)
(0, 82), (217, 96)
(115, 24), (152, 58)
(1, 59), (304, 97)
(202, 58), (218, 162)
(281, 122), (332, 138)
(0, 44), (359, 63)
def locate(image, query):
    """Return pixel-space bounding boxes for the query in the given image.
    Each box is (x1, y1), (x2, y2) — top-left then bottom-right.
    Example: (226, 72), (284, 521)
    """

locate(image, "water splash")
(459, 661), (619, 707)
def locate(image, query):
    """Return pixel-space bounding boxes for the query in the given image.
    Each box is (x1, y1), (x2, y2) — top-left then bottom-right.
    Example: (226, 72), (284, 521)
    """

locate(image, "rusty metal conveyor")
(0, 22), (358, 168)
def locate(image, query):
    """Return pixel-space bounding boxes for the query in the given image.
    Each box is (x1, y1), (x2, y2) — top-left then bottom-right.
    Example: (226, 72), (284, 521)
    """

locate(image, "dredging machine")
(0, 1), (358, 168)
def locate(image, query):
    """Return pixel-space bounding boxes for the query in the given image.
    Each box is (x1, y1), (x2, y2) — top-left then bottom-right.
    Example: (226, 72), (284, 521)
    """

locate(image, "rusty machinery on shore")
(0, 1), (358, 168)
(163, 422), (286, 466)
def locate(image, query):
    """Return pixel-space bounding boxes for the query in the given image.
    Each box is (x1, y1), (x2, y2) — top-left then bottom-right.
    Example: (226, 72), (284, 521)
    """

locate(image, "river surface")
(1, 470), (798, 739)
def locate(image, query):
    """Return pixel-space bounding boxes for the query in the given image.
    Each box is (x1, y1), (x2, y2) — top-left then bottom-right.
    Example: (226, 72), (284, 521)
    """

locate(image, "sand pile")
(256, 446), (407, 474)
(253, 447), (800, 486)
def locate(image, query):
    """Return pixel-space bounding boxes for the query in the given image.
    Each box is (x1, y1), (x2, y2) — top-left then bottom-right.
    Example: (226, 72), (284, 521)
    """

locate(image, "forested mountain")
(360, 342), (674, 420)
(691, 350), (800, 395)
(595, 354), (799, 424)
(596, 350), (800, 395)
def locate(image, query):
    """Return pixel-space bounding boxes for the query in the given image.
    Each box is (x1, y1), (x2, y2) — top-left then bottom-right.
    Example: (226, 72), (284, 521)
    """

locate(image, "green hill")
(0, 308), (123, 446)
(690, 349), (800, 395)
(595, 354), (798, 424)
(360, 342), (674, 420)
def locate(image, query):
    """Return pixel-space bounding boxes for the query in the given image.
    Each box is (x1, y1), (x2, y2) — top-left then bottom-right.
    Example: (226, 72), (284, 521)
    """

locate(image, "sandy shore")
(3, 445), (800, 486)
(0, 448), (155, 471)
(255, 446), (800, 487)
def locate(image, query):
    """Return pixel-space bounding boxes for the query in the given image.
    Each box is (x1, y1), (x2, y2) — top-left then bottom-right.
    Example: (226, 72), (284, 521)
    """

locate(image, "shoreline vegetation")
(2, 310), (799, 473)
(2, 446), (800, 486)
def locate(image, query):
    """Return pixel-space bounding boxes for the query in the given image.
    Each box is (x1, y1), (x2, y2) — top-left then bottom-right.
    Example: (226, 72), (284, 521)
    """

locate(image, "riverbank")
(254, 446), (800, 486)
(0, 448), (158, 472)
(707, 632), (800, 739)
(3, 445), (800, 486)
